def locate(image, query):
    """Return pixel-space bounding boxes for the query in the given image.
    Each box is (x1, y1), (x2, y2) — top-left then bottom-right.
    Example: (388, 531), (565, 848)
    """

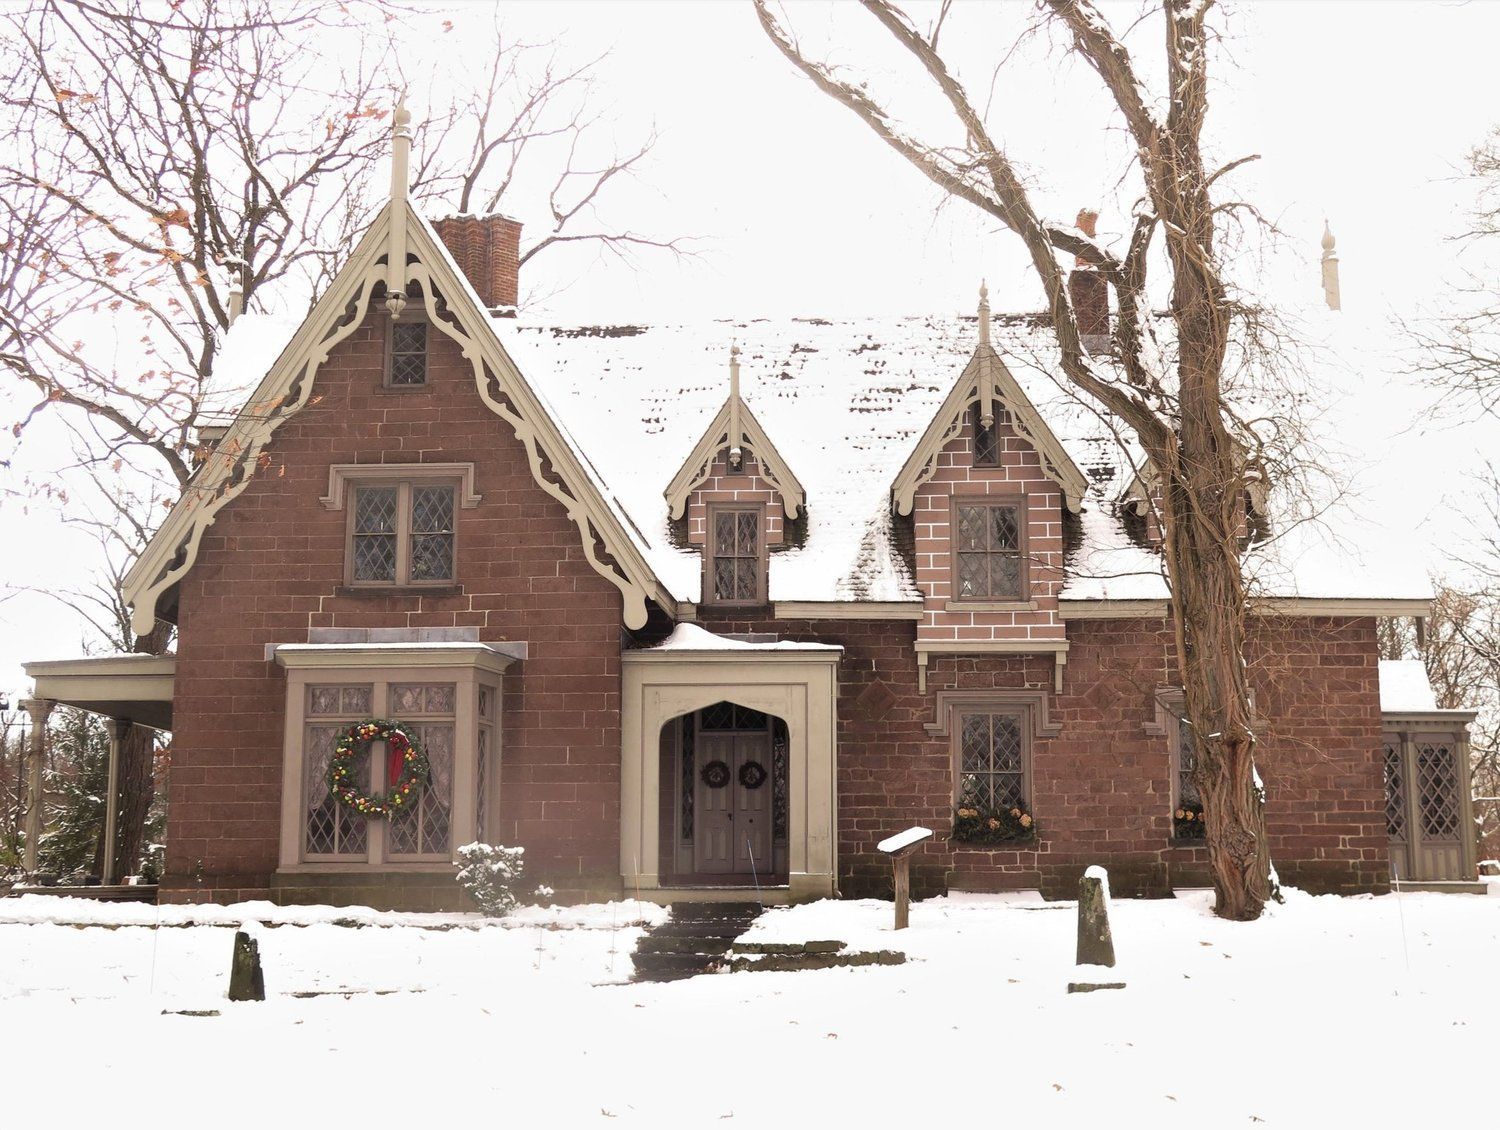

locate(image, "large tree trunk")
(96, 620), (170, 879)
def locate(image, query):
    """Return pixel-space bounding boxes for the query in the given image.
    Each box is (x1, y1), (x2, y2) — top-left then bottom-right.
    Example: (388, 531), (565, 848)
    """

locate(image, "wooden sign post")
(877, 826), (933, 930)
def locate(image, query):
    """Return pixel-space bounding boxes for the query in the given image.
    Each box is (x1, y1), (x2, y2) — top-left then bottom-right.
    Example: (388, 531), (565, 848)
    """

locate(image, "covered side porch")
(16, 654), (175, 890)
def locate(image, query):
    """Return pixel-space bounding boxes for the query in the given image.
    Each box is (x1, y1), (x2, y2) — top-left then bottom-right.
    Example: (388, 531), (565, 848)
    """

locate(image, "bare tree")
(0, 0), (681, 877)
(753, 0), (1295, 918)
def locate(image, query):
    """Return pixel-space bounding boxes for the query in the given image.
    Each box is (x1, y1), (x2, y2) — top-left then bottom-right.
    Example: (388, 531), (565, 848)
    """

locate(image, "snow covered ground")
(2, 888), (1496, 1127)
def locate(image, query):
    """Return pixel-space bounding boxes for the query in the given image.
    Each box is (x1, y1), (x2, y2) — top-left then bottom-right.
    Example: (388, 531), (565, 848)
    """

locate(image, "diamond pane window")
(347, 480), (457, 586)
(388, 319), (427, 386)
(709, 506), (763, 604)
(954, 502), (1023, 600)
(353, 487), (398, 582)
(302, 686), (373, 858)
(1384, 738), (1407, 841)
(1416, 742), (1460, 839)
(389, 684), (457, 858)
(1173, 712), (1206, 840)
(958, 712), (1027, 812)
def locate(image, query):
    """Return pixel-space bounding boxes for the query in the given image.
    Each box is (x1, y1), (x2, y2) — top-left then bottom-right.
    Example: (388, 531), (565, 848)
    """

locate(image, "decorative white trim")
(891, 348), (1089, 516)
(774, 601), (925, 621)
(913, 639), (1070, 694)
(320, 462), (483, 511)
(271, 642), (523, 676)
(923, 687), (1063, 738)
(944, 599), (1039, 613)
(1058, 597), (1434, 620)
(664, 398), (807, 521)
(122, 198), (675, 633)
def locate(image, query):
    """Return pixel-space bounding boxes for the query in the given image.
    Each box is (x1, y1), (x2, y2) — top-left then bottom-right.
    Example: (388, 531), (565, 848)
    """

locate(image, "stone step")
(635, 934), (740, 955)
(647, 920), (753, 940)
(630, 950), (727, 978)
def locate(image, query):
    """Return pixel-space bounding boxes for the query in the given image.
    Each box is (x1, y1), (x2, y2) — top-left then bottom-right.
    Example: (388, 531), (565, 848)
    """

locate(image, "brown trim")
(382, 310), (431, 389)
(343, 475), (460, 589)
(948, 494), (1029, 603)
(703, 502), (768, 607)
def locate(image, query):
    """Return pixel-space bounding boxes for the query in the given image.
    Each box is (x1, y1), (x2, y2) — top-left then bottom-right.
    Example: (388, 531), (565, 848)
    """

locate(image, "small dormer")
(665, 344), (806, 607)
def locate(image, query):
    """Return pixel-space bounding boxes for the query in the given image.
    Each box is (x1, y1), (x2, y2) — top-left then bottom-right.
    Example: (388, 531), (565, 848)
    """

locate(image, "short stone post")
(1068, 865), (1125, 993)
(228, 930), (266, 1002)
(877, 826), (933, 930)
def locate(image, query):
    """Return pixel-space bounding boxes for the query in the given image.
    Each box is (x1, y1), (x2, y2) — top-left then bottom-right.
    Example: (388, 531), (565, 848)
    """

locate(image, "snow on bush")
(455, 842), (545, 917)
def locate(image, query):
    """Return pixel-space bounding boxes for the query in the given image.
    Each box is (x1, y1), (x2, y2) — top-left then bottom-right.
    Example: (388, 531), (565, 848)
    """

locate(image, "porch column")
(20, 697), (53, 875)
(102, 718), (130, 885)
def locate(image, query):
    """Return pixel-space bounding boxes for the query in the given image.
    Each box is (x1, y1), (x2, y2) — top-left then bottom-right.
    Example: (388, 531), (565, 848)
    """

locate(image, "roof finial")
(1320, 219), (1341, 312)
(386, 95), (412, 319)
(977, 278), (991, 347)
(977, 280), (995, 428)
(728, 341), (743, 470)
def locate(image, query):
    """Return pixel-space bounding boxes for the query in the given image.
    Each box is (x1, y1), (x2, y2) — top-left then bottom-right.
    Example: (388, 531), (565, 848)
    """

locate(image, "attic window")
(971, 404), (1000, 467)
(387, 318), (428, 387)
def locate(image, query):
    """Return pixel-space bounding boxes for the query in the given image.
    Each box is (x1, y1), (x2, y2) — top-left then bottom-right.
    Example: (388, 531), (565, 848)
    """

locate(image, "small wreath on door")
(700, 760), (731, 789)
(738, 760), (768, 790)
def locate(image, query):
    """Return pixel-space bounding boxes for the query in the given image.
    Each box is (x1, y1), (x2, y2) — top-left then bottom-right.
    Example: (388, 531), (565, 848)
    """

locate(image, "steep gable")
(122, 198), (675, 633)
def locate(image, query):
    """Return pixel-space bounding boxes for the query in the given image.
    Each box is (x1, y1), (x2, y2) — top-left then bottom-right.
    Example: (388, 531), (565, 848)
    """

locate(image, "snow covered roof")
(648, 623), (842, 652)
(1379, 659), (1439, 713)
(500, 311), (1432, 606)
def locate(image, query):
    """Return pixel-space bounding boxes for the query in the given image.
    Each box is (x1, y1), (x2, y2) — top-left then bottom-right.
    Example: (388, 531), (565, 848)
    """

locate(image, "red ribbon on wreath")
(385, 729), (410, 787)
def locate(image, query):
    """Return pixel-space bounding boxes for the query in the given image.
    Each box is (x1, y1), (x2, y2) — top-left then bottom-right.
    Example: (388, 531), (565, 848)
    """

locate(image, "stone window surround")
(949, 491), (1030, 604)
(324, 466), (475, 590)
(703, 501), (768, 607)
(924, 689), (1061, 809)
(621, 644), (841, 903)
(273, 642), (518, 874)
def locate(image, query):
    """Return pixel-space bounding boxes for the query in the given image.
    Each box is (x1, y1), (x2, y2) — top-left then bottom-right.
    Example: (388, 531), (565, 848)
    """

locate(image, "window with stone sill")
(952, 499), (1025, 601)
(303, 681), (458, 863)
(348, 480), (456, 586)
(706, 504), (766, 605)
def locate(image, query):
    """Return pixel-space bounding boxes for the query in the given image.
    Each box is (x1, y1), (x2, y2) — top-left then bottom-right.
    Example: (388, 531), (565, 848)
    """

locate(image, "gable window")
(386, 318), (428, 387)
(349, 480), (456, 586)
(958, 711), (1028, 811)
(953, 499), (1025, 600)
(707, 504), (766, 605)
(971, 404), (1000, 467)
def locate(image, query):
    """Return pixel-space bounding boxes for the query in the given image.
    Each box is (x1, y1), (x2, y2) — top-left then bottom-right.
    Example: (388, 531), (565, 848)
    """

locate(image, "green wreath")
(327, 718), (430, 817)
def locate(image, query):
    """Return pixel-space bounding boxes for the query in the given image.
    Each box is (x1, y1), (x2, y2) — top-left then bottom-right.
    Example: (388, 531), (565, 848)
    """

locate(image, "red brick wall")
(161, 304), (625, 905)
(912, 407), (1065, 644)
(694, 608), (1389, 900)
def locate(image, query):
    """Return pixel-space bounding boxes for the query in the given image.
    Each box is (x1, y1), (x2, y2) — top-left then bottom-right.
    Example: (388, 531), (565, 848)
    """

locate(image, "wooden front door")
(1385, 729), (1470, 881)
(693, 732), (773, 876)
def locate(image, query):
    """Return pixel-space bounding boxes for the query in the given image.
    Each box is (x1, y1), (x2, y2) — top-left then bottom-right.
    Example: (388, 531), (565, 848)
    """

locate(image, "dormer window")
(953, 498), (1026, 601)
(971, 404), (1000, 467)
(707, 504), (766, 605)
(386, 317), (428, 387)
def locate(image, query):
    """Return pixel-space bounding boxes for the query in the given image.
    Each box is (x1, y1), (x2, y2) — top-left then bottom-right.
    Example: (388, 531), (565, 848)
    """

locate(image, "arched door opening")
(658, 701), (789, 887)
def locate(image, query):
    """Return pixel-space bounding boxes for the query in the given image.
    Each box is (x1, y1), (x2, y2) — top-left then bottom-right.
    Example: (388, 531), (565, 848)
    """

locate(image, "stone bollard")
(228, 929), (266, 1002)
(1067, 865), (1125, 993)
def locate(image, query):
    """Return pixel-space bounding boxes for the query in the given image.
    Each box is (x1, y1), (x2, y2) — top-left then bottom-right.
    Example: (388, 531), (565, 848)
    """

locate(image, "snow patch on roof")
(199, 312), (302, 425)
(647, 623), (842, 652)
(1379, 659), (1439, 713)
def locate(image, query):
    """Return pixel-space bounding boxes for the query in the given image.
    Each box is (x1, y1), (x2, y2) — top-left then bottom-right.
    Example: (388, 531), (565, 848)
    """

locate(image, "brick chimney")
(431, 214), (523, 315)
(1066, 208), (1110, 350)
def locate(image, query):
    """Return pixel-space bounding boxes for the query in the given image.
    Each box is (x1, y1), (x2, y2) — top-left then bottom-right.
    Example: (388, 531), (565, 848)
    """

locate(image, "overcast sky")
(5, 0), (1500, 691)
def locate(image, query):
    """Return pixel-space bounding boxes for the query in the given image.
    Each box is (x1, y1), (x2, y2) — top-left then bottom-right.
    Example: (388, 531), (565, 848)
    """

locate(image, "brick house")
(23, 112), (1479, 908)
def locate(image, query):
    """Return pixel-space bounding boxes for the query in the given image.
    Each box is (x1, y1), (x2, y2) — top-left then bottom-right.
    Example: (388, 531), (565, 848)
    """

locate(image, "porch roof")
(23, 653), (176, 730)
